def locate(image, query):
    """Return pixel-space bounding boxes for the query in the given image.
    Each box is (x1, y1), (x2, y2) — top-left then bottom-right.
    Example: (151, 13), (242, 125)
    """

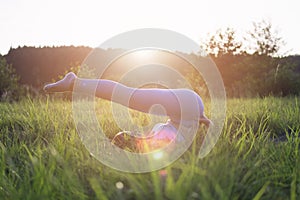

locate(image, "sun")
(129, 49), (157, 62)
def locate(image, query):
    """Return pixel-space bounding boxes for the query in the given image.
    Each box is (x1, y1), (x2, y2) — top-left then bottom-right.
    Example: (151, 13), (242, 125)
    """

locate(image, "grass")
(0, 96), (299, 199)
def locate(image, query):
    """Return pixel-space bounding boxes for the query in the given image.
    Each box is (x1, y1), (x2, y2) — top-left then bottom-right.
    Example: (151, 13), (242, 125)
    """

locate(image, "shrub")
(0, 57), (21, 101)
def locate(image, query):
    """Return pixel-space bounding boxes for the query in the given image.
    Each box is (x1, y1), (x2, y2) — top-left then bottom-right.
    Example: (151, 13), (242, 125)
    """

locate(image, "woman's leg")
(44, 72), (211, 126)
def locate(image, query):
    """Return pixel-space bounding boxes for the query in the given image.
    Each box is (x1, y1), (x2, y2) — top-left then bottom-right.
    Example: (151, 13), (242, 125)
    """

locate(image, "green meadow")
(0, 96), (299, 200)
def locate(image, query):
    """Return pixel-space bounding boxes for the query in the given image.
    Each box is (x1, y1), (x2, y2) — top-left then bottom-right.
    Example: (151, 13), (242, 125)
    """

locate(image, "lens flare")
(72, 28), (226, 173)
(153, 151), (164, 160)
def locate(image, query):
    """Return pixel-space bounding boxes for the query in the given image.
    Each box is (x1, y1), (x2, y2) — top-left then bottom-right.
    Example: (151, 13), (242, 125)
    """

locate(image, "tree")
(203, 27), (243, 57)
(0, 57), (20, 101)
(202, 28), (246, 96)
(247, 20), (285, 57)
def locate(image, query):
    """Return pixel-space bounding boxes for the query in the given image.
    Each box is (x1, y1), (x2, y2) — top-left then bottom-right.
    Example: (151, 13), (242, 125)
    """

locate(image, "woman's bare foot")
(43, 72), (77, 93)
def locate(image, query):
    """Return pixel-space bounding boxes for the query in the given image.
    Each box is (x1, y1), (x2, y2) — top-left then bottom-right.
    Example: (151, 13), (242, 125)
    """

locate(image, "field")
(0, 96), (300, 200)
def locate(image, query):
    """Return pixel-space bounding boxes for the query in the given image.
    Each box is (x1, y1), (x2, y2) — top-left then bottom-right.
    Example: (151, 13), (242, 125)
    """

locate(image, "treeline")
(212, 53), (300, 97)
(1, 45), (300, 99)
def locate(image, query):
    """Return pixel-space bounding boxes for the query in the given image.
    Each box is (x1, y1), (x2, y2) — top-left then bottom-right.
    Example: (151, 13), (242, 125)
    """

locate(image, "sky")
(0, 0), (299, 56)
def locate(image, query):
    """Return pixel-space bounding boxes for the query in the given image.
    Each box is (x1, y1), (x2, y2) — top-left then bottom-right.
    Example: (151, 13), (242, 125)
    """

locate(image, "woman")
(44, 72), (211, 152)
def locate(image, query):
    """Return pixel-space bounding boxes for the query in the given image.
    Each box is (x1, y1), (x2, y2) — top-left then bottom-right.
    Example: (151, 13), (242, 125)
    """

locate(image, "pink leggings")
(74, 78), (205, 126)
